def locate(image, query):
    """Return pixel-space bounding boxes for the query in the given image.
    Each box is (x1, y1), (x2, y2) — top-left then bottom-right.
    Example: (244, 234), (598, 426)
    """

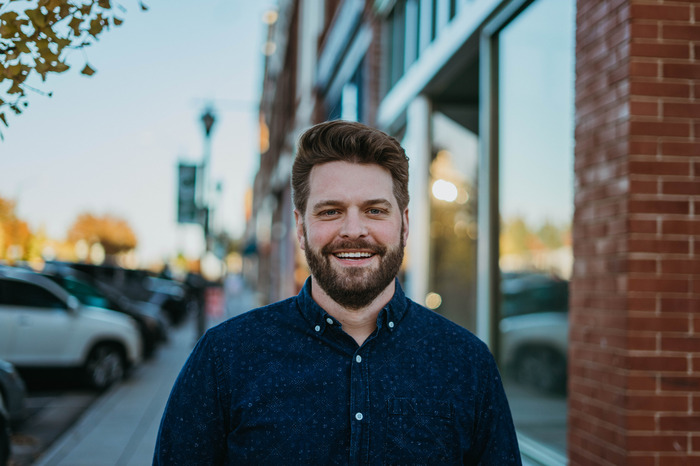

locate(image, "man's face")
(295, 161), (409, 310)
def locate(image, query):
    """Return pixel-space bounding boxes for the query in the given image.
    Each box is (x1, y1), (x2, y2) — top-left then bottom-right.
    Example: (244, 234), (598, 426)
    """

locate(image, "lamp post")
(200, 107), (216, 251)
(197, 106), (216, 339)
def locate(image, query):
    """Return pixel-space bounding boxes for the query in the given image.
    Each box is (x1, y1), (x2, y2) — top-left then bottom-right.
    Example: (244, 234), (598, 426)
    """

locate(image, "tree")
(67, 212), (137, 258)
(0, 195), (33, 261)
(0, 0), (148, 136)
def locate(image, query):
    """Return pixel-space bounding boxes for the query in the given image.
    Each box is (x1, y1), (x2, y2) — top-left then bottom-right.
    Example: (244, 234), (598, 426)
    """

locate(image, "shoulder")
(198, 295), (299, 349)
(403, 299), (493, 359)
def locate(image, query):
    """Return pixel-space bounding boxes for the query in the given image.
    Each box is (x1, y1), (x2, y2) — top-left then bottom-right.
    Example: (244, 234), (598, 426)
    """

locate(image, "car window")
(0, 279), (66, 309)
(59, 277), (110, 308)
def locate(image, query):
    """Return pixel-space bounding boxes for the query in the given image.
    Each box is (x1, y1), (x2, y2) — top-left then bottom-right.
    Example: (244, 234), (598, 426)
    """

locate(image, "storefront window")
(428, 111), (479, 331)
(497, 0), (574, 457)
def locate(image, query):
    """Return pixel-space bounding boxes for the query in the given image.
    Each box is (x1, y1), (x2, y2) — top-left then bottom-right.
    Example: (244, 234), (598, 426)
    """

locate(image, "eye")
(367, 208), (386, 215)
(320, 209), (340, 216)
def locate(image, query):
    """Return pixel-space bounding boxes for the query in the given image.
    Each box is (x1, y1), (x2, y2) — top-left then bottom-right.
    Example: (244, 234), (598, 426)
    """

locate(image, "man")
(154, 120), (521, 465)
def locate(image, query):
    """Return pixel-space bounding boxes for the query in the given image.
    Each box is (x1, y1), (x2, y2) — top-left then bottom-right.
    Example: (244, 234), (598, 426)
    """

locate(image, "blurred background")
(1, 0), (698, 465)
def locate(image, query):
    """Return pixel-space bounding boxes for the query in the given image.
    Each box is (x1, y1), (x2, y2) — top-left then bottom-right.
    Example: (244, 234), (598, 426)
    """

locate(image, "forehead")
(307, 161), (395, 204)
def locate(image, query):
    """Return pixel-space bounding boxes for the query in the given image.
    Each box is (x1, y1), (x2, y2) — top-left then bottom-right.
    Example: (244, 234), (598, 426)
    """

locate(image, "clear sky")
(1, 0), (274, 265)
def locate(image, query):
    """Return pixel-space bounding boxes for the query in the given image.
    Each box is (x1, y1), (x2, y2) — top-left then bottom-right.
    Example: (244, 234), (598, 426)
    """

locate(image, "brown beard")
(303, 224), (405, 310)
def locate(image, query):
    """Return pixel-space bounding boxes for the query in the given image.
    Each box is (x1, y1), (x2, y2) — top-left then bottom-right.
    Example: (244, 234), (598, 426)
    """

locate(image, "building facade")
(250, 0), (699, 463)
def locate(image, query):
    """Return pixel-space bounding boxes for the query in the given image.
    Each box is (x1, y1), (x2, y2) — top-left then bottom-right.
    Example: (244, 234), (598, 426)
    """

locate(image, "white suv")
(0, 267), (142, 389)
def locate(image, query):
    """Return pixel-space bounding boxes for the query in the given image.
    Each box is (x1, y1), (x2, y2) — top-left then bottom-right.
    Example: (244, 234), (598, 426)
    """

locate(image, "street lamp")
(199, 106), (216, 251)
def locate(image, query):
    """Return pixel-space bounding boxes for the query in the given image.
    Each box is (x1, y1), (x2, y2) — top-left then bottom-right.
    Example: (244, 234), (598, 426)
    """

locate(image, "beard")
(303, 225), (405, 310)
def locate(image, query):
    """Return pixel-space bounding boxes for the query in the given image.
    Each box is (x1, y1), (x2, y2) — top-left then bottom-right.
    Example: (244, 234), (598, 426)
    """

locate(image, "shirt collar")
(296, 277), (409, 334)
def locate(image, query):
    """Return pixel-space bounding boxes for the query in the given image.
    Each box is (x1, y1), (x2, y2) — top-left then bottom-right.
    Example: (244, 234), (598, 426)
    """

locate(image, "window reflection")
(497, 0), (574, 456)
(428, 112), (478, 331)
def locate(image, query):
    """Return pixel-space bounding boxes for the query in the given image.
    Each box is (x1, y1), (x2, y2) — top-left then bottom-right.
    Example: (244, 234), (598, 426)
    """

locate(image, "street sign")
(177, 163), (198, 224)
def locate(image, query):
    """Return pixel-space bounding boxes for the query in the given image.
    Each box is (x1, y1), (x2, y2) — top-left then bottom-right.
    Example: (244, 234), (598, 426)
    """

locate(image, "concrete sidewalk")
(34, 320), (197, 466)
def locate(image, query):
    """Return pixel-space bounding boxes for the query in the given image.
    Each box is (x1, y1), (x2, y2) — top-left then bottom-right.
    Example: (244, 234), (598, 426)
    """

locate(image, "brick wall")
(571, 0), (699, 464)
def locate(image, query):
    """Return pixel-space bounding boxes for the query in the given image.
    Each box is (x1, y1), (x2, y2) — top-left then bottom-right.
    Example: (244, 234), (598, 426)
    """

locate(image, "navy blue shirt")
(154, 279), (521, 465)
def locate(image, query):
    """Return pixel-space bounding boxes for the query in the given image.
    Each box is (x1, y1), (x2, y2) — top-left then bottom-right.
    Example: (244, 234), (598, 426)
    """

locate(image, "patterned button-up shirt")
(154, 278), (521, 465)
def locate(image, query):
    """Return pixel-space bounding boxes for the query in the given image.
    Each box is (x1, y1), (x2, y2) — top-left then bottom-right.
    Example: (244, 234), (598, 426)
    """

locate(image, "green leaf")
(81, 63), (95, 76)
(26, 8), (47, 28)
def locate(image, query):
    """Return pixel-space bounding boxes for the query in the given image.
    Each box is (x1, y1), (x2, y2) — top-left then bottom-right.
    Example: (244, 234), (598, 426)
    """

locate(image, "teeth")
(336, 252), (373, 258)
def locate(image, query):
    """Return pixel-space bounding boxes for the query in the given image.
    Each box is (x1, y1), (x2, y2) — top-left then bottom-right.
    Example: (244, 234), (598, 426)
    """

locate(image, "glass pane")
(428, 112), (479, 331)
(497, 0), (574, 456)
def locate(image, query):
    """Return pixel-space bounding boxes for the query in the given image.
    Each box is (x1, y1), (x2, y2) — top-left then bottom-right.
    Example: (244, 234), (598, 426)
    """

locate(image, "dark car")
(47, 262), (191, 326)
(0, 359), (27, 466)
(42, 265), (168, 359)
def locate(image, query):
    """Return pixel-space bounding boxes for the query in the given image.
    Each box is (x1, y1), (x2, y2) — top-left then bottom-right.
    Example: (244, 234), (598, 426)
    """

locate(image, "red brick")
(662, 220), (700, 236)
(629, 160), (690, 176)
(629, 258), (657, 273)
(662, 336), (700, 353)
(630, 81), (692, 99)
(628, 356), (689, 373)
(630, 22), (659, 40)
(630, 120), (690, 137)
(629, 435), (688, 453)
(628, 413), (657, 431)
(659, 297), (700, 313)
(663, 24), (700, 41)
(628, 296), (657, 312)
(661, 141), (700, 157)
(630, 140), (660, 156)
(628, 335), (658, 352)
(663, 63), (700, 80)
(660, 258), (700, 275)
(628, 238), (689, 254)
(629, 200), (690, 215)
(659, 415), (700, 433)
(657, 455), (700, 466)
(662, 180), (700, 196)
(630, 4), (691, 21)
(629, 277), (689, 293)
(631, 100), (659, 117)
(631, 60), (660, 77)
(630, 42), (691, 60)
(629, 316), (689, 332)
(664, 102), (700, 119)
(659, 377), (700, 392)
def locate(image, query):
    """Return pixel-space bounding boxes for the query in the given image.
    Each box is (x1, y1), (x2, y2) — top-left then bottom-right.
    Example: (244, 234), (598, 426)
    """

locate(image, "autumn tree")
(0, 194), (33, 261)
(0, 0), (148, 135)
(67, 212), (137, 258)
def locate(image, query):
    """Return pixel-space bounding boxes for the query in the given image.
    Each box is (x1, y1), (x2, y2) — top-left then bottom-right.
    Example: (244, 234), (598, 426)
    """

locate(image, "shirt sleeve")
(153, 332), (228, 465)
(468, 348), (522, 465)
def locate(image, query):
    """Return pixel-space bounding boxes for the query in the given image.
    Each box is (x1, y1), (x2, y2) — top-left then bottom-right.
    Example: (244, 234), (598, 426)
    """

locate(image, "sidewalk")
(34, 284), (258, 466)
(34, 320), (197, 466)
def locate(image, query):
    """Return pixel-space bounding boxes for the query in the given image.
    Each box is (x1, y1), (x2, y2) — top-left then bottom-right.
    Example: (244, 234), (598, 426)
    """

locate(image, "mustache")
(321, 240), (387, 256)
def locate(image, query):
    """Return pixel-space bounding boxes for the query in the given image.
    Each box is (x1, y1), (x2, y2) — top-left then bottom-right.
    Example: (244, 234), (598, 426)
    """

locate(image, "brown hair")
(292, 120), (410, 214)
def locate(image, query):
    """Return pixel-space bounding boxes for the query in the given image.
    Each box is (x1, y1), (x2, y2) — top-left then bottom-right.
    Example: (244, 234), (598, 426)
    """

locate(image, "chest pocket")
(383, 398), (460, 465)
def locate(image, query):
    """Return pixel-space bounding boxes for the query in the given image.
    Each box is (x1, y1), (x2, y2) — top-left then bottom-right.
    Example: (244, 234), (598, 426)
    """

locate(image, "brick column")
(570, 0), (699, 464)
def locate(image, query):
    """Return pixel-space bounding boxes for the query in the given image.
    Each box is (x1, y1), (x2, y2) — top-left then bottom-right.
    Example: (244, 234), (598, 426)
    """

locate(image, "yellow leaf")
(98, 0), (111, 8)
(113, 17), (123, 26)
(0, 113), (7, 127)
(68, 17), (82, 35)
(26, 8), (47, 28)
(81, 64), (96, 76)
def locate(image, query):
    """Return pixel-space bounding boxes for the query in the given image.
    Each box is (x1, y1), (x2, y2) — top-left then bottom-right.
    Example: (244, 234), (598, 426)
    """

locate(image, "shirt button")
(355, 355), (362, 363)
(314, 325), (321, 332)
(326, 317), (333, 325)
(388, 321), (395, 328)
(355, 412), (363, 421)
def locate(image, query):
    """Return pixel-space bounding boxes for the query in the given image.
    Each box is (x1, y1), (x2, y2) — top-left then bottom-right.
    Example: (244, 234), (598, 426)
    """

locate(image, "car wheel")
(515, 346), (567, 394)
(0, 394), (10, 466)
(84, 344), (125, 390)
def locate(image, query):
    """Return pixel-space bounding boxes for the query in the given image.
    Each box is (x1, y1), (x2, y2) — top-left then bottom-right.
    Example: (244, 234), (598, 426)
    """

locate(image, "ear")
(294, 209), (306, 250)
(402, 208), (409, 245)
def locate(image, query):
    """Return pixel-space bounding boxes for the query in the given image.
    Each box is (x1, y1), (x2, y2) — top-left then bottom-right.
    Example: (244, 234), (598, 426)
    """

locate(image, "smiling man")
(154, 120), (521, 465)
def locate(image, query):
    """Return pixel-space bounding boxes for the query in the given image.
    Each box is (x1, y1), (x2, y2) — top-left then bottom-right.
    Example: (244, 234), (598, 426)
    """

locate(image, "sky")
(1, 0), (275, 265)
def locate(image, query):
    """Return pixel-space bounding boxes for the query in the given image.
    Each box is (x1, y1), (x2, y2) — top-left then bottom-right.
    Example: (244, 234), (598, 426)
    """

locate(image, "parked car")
(49, 262), (191, 326)
(42, 265), (168, 359)
(0, 266), (142, 390)
(0, 358), (26, 466)
(499, 272), (569, 394)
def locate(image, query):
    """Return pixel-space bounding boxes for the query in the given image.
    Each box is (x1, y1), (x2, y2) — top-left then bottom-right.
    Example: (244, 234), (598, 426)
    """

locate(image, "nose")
(339, 209), (368, 238)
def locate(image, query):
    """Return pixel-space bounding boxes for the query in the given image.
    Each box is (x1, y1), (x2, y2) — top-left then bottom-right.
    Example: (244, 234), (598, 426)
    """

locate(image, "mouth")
(333, 251), (375, 260)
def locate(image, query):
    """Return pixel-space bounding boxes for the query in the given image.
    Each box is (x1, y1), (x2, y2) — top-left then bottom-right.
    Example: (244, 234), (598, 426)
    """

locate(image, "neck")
(310, 277), (396, 346)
